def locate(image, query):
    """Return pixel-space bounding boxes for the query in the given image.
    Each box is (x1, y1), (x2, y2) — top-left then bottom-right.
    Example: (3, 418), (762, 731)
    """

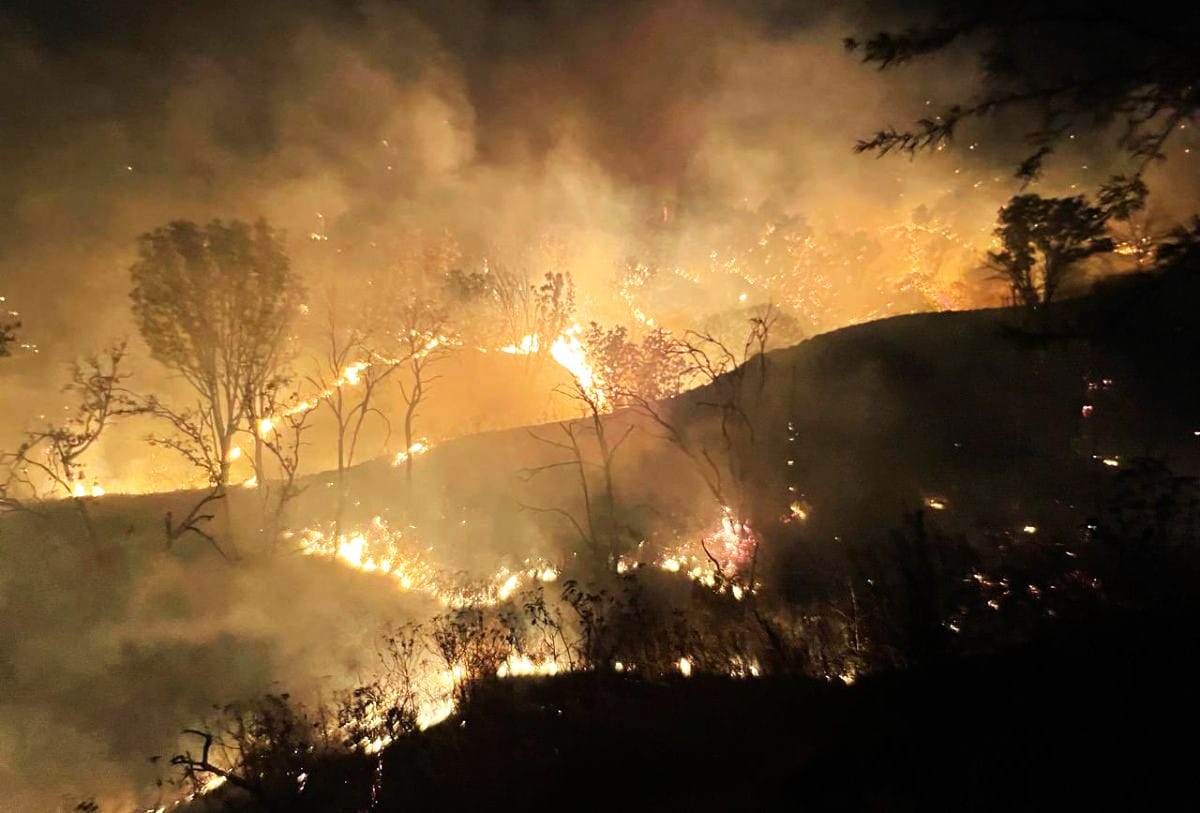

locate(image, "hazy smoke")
(1, 2), (1197, 805)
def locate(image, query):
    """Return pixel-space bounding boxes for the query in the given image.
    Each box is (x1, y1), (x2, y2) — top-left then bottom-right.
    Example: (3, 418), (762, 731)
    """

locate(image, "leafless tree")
(143, 397), (234, 560)
(626, 308), (777, 589)
(248, 381), (315, 544)
(390, 296), (455, 490)
(308, 296), (403, 537)
(0, 342), (140, 552)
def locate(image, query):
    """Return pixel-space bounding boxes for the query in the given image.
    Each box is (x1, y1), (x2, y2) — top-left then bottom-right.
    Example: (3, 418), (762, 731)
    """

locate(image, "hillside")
(5, 269), (1200, 809)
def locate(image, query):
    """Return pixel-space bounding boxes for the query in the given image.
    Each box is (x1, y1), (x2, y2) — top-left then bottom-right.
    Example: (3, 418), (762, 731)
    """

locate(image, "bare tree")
(625, 309), (777, 589)
(0, 343), (140, 552)
(249, 381), (315, 543)
(308, 297), (403, 537)
(143, 397), (233, 560)
(130, 218), (304, 485)
(521, 421), (608, 558)
(390, 296), (454, 490)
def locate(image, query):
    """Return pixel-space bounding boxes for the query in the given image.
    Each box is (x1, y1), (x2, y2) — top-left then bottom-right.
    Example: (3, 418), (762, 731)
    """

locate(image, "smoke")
(0, 2), (1004, 418)
(2, 1), (1197, 806)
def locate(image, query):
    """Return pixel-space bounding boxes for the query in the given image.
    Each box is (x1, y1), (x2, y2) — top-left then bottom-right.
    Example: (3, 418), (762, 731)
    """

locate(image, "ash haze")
(2, 1), (1200, 810)
(0, 1), (1009, 481)
(3, 0), (1196, 485)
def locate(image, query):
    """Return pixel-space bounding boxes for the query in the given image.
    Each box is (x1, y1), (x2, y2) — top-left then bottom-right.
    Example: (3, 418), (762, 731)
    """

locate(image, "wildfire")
(295, 518), (559, 608)
(617, 506), (759, 595)
(392, 440), (431, 467)
(550, 324), (606, 407)
(499, 334), (539, 355)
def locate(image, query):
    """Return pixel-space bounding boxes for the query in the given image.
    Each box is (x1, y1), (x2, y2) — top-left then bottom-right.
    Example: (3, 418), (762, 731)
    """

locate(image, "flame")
(392, 440), (430, 467)
(296, 519), (559, 609)
(69, 482), (105, 498)
(550, 325), (606, 407)
(500, 333), (539, 355)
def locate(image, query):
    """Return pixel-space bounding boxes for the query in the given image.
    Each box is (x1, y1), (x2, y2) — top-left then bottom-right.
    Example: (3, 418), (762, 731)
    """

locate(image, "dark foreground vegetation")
(177, 606), (1198, 812)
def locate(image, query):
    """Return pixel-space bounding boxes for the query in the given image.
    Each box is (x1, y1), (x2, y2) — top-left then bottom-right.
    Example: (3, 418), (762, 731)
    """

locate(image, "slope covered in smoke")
(5, 271), (1200, 808)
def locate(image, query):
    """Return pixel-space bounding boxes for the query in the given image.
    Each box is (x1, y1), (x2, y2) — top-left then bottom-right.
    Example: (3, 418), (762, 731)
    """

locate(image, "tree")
(847, 1), (1200, 202)
(249, 382), (315, 543)
(583, 323), (687, 407)
(0, 343), (139, 552)
(986, 194), (1113, 306)
(130, 219), (304, 486)
(391, 295), (454, 489)
(309, 294), (404, 538)
(0, 320), (17, 357)
(144, 397), (234, 559)
(1155, 216), (1200, 269)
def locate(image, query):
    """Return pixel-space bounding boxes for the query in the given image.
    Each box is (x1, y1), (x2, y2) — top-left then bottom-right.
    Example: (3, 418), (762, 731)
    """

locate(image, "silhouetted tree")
(309, 293), (403, 538)
(172, 694), (324, 813)
(1155, 216), (1200, 269)
(144, 397), (234, 559)
(0, 343), (140, 552)
(130, 219), (304, 485)
(848, 1), (1200, 201)
(390, 295), (454, 489)
(987, 194), (1113, 306)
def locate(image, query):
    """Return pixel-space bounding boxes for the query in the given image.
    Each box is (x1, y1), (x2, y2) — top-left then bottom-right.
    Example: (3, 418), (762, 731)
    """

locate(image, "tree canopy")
(130, 218), (303, 480)
(848, 1), (1199, 200)
(987, 194), (1113, 306)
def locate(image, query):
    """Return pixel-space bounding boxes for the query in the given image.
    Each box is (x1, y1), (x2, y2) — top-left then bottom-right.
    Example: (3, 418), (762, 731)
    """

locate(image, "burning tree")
(0, 343), (139, 552)
(986, 194), (1113, 307)
(130, 218), (304, 486)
